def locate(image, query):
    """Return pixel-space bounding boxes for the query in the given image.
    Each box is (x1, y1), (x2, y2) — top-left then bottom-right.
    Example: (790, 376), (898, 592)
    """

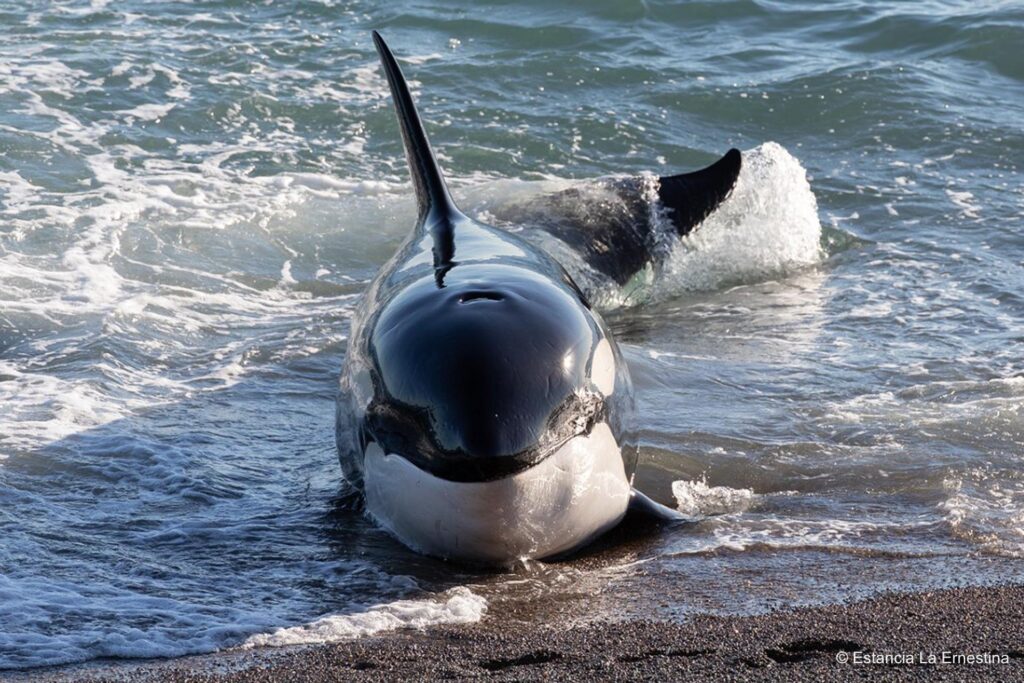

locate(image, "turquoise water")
(1, 0), (1023, 671)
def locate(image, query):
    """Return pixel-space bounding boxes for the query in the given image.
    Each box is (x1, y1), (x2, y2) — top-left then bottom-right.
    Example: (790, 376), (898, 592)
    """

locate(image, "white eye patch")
(590, 338), (616, 396)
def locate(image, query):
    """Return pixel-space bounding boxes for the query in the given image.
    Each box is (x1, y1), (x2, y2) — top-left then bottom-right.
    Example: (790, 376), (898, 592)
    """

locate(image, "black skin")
(360, 243), (625, 483)
(487, 149), (742, 286)
(347, 149), (742, 482)
(336, 33), (737, 487)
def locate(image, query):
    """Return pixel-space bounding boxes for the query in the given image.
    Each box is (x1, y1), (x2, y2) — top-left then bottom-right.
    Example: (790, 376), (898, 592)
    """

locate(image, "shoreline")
(21, 583), (1024, 682)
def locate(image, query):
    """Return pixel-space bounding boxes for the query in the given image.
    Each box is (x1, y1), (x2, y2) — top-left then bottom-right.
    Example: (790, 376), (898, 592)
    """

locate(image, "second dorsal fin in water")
(372, 31), (458, 273)
(658, 148), (742, 236)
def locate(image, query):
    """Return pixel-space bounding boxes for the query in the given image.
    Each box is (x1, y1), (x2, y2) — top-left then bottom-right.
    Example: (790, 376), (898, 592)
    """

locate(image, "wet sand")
(25, 584), (1024, 682)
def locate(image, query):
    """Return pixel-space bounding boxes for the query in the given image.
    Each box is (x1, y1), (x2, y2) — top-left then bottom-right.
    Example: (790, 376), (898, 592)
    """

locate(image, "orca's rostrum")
(336, 32), (741, 563)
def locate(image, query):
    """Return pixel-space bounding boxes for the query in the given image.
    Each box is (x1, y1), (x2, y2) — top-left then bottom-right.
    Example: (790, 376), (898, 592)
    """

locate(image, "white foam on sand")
(665, 517), (908, 555)
(242, 588), (487, 648)
(941, 470), (1024, 558)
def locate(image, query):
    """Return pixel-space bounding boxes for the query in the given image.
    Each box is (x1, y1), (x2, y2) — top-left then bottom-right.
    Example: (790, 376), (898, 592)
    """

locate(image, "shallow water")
(1, 0), (1023, 671)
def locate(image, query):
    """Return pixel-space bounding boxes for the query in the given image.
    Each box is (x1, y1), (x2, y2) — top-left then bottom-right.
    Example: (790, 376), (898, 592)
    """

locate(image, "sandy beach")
(21, 584), (1022, 682)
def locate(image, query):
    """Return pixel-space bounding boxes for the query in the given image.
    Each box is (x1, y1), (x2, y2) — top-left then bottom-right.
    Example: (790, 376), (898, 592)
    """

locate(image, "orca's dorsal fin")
(372, 31), (461, 237)
(658, 148), (742, 236)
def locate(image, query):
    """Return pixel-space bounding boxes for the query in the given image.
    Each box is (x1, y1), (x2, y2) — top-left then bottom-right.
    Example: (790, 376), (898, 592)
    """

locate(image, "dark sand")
(23, 584), (1024, 682)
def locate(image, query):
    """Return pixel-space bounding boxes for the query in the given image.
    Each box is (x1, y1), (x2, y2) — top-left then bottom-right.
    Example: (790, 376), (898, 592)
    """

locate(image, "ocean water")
(1, 0), (1023, 672)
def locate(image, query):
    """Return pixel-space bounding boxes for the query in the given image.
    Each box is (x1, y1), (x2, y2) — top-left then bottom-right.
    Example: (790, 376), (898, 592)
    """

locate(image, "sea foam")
(672, 478), (757, 517)
(242, 588), (487, 648)
(654, 142), (824, 296)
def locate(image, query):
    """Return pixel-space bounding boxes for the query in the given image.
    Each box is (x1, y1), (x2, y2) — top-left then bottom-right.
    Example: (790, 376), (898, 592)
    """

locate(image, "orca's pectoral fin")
(657, 148), (742, 237)
(626, 488), (689, 524)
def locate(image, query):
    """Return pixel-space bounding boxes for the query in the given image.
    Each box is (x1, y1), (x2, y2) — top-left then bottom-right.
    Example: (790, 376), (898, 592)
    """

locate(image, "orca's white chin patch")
(363, 422), (630, 564)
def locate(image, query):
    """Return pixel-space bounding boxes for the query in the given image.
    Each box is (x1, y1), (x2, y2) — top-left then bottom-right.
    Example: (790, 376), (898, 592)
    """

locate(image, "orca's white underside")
(363, 422), (631, 563)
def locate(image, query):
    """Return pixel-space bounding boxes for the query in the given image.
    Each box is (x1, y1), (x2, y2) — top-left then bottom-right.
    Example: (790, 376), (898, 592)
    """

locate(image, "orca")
(335, 31), (739, 564)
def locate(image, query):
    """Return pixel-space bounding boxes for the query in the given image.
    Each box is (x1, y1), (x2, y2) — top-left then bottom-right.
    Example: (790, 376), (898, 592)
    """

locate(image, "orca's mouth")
(362, 389), (607, 483)
(361, 421), (630, 563)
